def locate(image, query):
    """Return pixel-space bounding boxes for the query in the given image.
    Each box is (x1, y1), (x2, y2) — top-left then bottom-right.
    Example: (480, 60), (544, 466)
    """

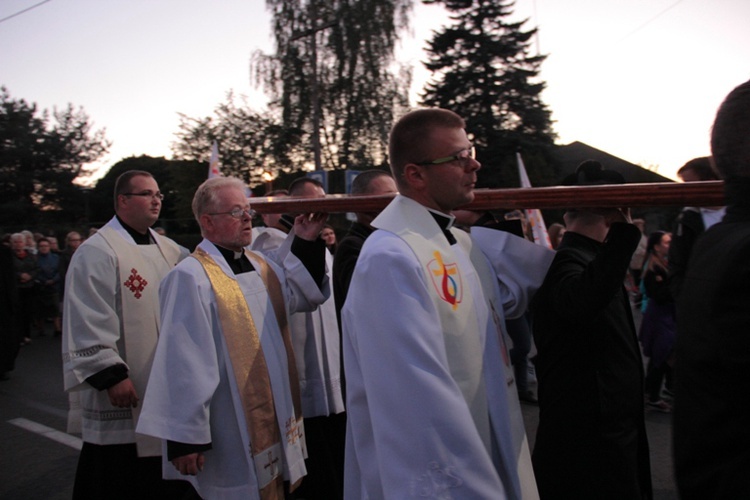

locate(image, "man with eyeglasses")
(341, 108), (545, 498)
(138, 176), (330, 499)
(62, 170), (193, 499)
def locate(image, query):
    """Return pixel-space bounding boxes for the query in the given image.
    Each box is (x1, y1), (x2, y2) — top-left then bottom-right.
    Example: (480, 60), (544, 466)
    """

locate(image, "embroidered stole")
(98, 224), (182, 456)
(192, 248), (303, 499)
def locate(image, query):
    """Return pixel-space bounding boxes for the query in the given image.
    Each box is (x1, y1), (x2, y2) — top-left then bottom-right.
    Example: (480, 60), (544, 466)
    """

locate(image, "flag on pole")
(517, 152), (552, 249)
(208, 140), (222, 179)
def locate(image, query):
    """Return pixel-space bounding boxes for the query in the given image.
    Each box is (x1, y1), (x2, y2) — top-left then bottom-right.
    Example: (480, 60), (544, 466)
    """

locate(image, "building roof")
(552, 141), (673, 184)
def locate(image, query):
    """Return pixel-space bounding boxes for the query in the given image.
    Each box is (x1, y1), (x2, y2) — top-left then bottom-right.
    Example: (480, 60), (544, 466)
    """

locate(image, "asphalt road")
(1, 320), (677, 499)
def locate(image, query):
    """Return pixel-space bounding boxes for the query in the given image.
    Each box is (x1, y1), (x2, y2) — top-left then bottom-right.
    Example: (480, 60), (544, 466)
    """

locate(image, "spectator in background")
(673, 78), (750, 499)
(668, 157), (725, 298)
(35, 237), (62, 337)
(59, 231), (83, 300)
(22, 230), (37, 255)
(46, 236), (61, 253)
(320, 225), (337, 255)
(638, 231), (675, 413)
(11, 233), (39, 345)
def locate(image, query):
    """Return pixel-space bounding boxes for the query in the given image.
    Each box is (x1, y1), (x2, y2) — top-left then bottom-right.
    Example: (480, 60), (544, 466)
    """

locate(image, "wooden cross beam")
(248, 181), (725, 214)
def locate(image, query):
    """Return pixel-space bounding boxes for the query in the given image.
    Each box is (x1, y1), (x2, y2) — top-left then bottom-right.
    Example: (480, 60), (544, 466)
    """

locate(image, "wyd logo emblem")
(428, 251), (462, 311)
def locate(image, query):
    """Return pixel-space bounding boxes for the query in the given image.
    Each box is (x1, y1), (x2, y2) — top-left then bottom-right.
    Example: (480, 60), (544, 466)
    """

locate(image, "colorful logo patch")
(427, 251), (462, 311)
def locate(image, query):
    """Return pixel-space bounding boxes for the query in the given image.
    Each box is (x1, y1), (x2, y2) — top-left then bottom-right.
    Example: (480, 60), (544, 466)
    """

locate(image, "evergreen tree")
(253, 0), (412, 172)
(0, 87), (110, 227)
(420, 0), (556, 188)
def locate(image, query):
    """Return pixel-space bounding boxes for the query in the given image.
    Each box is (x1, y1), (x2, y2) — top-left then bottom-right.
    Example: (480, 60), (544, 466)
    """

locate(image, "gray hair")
(192, 177), (248, 221)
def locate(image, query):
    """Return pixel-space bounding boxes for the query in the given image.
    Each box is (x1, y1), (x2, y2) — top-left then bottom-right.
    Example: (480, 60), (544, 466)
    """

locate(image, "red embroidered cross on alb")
(123, 268), (148, 299)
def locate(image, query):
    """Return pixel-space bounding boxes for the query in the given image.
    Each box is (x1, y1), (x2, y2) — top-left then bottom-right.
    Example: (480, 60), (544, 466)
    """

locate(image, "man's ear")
(402, 163), (427, 189)
(200, 214), (214, 234)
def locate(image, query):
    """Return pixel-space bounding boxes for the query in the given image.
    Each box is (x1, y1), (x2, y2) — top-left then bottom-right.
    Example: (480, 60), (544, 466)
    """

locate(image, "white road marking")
(7, 418), (82, 450)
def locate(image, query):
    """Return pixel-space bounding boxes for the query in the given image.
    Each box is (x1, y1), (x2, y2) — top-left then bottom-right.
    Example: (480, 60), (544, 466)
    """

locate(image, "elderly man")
(673, 79), (750, 499)
(342, 109), (549, 499)
(62, 170), (192, 498)
(137, 177), (330, 500)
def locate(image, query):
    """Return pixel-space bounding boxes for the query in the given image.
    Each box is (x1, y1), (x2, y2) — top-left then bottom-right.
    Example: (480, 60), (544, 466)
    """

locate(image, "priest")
(62, 170), (192, 498)
(137, 177), (330, 500)
(341, 109), (550, 499)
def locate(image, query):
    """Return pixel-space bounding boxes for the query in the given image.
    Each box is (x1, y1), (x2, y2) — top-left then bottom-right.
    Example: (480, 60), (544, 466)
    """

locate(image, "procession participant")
(62, 170), (192, 499)
(342, 108), (547, 499)
(332, 169), (397, 399)
(137, 177), (330, 500)
(673, 78), (750, 499)
(252, 176), (345, 500)
(531, 161), (652, 499)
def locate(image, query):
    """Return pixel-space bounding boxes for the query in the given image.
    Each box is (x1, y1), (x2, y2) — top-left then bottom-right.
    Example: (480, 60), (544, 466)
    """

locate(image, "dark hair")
(113, 170), (154, 209)
(677, 157), (718, 181)
(389, 109), (465, 184)
(711, 79), (750, 179)
(562, 160), (625, 186)
(646, 230), (667, 255)
(288, 177), (324, 196)
(351, 170), (392, 195)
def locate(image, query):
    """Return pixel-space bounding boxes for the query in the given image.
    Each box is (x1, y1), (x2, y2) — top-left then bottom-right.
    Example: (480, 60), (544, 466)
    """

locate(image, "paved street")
(1, 321), (677, 499)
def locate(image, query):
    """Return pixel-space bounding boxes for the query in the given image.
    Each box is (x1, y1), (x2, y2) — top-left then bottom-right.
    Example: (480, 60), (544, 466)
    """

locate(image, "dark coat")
(332, 221), (374, 400)
(332, 222), (373, 332)
(531, 222), (652, 500)
(673, 180), (750, 500)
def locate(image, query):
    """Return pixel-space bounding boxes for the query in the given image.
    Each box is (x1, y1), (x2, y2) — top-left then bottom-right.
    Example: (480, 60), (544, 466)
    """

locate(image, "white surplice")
(250, 229), (344, 417)
(62, 217), (188, 455)
(136, 239), (328, 500)
(341, 195), (553, 499)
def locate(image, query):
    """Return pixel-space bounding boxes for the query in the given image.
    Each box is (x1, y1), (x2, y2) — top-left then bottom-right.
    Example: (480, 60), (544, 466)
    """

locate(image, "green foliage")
(0, 87), (110, 227)
(171, 92), (305, 186)
(420, 0), (556, 188)
(253, 0), (413, 171)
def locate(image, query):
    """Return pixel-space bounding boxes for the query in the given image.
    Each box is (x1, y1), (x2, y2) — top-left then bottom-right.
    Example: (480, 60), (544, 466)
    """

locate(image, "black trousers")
(73, 442), (199, 500)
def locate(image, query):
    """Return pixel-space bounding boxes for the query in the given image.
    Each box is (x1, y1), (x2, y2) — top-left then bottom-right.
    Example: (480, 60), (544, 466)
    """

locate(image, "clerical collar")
(216, 245), (255, 275)
(428, 209), (457, 245)
(116, 215), (152, 245)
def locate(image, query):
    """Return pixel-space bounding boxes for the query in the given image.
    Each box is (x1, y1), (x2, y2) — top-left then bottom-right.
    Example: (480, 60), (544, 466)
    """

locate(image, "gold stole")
(192, 248), (303, 499)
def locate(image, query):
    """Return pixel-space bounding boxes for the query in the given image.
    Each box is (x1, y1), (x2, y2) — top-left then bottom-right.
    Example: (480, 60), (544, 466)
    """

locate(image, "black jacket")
(673, 179), (750, 499)
(531, 222), (652, 500)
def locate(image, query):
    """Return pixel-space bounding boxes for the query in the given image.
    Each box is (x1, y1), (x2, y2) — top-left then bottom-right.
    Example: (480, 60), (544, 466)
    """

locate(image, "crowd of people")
(1, 230), (83, 353)
(2, 77), (748, 499)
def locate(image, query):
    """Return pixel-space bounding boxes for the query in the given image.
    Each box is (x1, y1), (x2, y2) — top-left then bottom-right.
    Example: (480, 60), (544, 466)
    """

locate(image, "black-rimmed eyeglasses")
(122, 191), (164, 201)
(416, 147), (476, 166)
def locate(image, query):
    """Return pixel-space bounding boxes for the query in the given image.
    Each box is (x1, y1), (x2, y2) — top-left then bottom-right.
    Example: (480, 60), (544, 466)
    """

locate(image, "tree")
(420, 0), (557, 188)
(0, 87), (110, 227)
(253, 0), (413, 172)
(171, 92), (304, 186)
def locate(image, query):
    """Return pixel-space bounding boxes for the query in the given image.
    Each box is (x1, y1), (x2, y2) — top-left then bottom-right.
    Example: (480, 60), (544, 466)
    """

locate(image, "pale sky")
(2, 0), (749, 184)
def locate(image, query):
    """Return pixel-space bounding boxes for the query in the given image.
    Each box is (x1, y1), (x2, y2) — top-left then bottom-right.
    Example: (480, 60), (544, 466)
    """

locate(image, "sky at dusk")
(2, 0), (749, 184)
